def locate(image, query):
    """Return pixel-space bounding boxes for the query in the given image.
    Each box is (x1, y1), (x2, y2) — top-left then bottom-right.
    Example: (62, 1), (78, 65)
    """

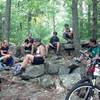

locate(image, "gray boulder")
(9, 43), (16, 55)
(47, 58), (66, 75)
(21, 64), (45, 80)
(59, 73), (81, 89)
(39, 75), (55, 88)
(47, 62), (59, 74)
(58, 64), (70, 75)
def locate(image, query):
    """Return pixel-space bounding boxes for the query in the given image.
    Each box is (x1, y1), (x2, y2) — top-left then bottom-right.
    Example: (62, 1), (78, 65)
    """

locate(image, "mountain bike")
(65, 51), (100, 100)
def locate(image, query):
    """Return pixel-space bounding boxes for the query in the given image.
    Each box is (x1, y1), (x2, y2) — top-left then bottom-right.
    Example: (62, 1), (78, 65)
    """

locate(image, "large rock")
(47, 58), (66, 75)
(59, 73), (81, 89)
(9, 43), (16, 55)
(21, 64), (45, 80)
(63, 42), (74, 49)
(39, 75), (55, 88)
(47, 62), (59, 74)
(58, 64), (70, 75)
(59, 59), (80, 75)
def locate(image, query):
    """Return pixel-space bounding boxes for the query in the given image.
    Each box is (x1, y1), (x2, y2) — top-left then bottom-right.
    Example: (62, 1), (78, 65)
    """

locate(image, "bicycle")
(65, 51), (100, 100)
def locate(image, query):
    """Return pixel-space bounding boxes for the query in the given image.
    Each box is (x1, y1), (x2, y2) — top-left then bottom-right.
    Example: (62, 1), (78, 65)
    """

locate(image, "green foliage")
(0, 0), (100, 44)
(0, 0), (5, 41)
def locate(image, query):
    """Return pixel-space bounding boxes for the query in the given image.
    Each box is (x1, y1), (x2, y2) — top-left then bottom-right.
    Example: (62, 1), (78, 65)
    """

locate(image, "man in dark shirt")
(46, 32), (60, 56)
(23, 34), (34, 54)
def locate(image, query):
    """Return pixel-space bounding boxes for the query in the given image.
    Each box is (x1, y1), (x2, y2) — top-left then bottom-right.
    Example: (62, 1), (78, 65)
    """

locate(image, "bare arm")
(40, 46), (46, 57)
(1, 50), (6, 56)
(1, 50), (11, 57)
(31, 44), (34, 54)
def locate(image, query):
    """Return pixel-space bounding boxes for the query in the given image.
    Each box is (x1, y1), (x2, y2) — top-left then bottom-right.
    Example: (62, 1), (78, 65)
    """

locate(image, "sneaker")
(74, 57), (81, 63)
(14, 68), (25, 76)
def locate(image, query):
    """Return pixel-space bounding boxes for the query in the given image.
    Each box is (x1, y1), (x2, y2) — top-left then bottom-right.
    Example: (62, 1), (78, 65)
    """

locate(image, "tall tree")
(27, 11), (32, 34)
(49, 0), (57, 32)
(88, 1), (91, 34)
(92, 0), (97, 39)
(79, 1), (83, 34)
(72, 0), (80, 56)
(3, 0), (11, 41)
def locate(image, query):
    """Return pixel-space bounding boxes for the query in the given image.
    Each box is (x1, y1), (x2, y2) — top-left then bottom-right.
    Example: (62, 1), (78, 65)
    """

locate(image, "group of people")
(22, 24), (73, 56)
(16, 31), (61, 75)
(0, 24), (100, 76)
(0, 31), (61, 75)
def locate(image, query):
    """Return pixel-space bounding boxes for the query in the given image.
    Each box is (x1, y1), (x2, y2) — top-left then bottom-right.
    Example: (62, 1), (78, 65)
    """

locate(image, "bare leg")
(46, 44), (50, 56)
(21, 54), (34, 68)
(56, 42), (60, 53)
(14, 54), (34, 76)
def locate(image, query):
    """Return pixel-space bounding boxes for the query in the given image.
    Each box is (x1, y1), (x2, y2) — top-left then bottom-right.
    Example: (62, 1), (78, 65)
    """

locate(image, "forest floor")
(0, 72), (66, 100)
(0, 55), (69, 100)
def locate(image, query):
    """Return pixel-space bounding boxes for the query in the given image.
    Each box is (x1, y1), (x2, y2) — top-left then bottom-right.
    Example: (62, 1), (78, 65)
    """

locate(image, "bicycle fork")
(84, 78), (96, 100)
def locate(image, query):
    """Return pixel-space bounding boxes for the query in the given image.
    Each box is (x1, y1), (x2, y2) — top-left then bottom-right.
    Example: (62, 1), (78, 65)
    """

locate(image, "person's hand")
(5, 54), (11, 58)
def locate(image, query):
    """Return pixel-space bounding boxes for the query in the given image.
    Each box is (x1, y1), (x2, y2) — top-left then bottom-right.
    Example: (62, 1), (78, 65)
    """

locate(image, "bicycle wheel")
(65, 83), (100, 100)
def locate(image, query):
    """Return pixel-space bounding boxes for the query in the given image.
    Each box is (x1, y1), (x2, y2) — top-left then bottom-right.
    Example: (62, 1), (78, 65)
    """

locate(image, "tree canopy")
(0, 0), (100, 45)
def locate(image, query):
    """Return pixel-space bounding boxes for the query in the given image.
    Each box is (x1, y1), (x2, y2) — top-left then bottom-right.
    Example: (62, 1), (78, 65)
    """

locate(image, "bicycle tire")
(65, 83), (100, 100)
(74, 77), (92, 86)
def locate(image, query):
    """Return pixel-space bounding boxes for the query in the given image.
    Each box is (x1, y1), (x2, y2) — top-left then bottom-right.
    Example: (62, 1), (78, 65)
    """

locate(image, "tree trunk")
(52, 0), (56, 32)
(3, 0), (11, 42)
(28, 11), (32, 34)
(79, 1), (83, 34)
(88, 3), (91, 34)
(72, 0), (80, 56)
(53, 13), (56, 32)
(92, 0), (97, 40)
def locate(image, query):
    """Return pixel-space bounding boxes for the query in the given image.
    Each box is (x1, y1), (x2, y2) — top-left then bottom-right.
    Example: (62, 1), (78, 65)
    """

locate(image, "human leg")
(56, 42), (60, 55)
(15, 54), (34, 76)
(21, 54), (34, 68)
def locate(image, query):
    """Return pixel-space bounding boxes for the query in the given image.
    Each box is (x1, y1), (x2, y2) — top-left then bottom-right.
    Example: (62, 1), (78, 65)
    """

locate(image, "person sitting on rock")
(75, 39), (100, 64)
(0, 42), (10, 61)
(15, 38), (46, 76)
(80, 39), (99, 60)
(23, 34), (34, 54)
(63, 24), (73, 41)
(0, 40), (14, 66)
(46, 32), (60, 56)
